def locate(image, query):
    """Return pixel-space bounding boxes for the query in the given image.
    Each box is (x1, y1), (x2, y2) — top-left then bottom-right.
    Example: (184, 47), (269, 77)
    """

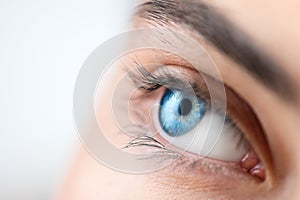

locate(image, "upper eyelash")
(127, 62), (211, 102)
(128, 64), (192, 91)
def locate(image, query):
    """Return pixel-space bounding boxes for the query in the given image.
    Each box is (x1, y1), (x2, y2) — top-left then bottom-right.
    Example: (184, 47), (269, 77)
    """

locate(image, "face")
(60, 0), (300, 199)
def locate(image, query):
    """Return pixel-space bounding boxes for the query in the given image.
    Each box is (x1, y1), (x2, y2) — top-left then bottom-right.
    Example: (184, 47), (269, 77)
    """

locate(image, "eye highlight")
(159, 89), (207, 137)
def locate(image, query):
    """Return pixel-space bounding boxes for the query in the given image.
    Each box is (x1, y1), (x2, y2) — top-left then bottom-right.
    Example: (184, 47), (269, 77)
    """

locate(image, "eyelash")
(123, 62), (247, 161)
(127, 63), (209, 101)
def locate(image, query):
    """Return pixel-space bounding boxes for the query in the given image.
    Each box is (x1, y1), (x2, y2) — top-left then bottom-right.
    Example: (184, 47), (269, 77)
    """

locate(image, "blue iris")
(159, 89), (207, 137)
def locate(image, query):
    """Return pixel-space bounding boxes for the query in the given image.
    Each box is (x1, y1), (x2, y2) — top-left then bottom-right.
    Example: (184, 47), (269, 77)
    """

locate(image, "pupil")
(178, 98), (192, 116)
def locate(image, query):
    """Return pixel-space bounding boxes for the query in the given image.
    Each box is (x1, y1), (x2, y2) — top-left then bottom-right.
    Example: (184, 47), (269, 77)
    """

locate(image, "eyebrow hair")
(135, 0), (296, 101)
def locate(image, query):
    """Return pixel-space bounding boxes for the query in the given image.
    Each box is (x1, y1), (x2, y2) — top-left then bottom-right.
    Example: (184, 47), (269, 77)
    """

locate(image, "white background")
(0, 0), (136, 199)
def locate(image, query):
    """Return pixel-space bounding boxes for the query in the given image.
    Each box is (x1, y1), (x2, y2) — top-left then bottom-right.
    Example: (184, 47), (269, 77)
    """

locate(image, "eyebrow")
(135, 0), (295, 101)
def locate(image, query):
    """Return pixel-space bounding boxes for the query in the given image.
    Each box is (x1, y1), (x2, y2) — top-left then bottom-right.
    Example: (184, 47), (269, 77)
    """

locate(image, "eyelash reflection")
(123, 135), (180, 160)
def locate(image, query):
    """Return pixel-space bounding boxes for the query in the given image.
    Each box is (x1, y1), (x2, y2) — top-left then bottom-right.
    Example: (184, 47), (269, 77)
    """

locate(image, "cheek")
(143, 158), (265, 200)
(60, 148), (148, 200)
(61, 149), (267, 200)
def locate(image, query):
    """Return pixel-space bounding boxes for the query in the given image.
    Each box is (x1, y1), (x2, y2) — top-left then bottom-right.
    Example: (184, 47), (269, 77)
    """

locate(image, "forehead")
(207, 0), (300, 78)
(137, 0), (300, 101)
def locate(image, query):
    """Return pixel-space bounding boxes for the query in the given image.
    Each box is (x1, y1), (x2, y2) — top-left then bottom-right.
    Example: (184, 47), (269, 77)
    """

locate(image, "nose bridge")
(283, 135), (300, 199)
(290, 161), (300, 199)
(268, 171), (300, 200)
(267, 109), (300, 199)
(278, 134), (300, 199)
(283, 173), (300, 200)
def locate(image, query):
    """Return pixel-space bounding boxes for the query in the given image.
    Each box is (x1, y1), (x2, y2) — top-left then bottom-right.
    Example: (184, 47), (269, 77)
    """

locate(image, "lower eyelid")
(122, 122), (264, 196)
(148, 155), (263, 200)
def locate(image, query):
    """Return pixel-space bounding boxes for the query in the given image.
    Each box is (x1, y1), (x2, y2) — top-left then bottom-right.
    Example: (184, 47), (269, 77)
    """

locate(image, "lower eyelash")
(121, 122), (246, 177)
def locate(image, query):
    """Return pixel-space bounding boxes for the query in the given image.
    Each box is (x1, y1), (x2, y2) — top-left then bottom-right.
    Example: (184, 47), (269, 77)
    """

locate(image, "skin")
(59, 0), (300, 199)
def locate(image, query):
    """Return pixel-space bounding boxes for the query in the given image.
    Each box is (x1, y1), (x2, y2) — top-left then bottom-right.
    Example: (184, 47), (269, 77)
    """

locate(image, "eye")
(126, 62), (267, 180)
(157, 88), (249, 163)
